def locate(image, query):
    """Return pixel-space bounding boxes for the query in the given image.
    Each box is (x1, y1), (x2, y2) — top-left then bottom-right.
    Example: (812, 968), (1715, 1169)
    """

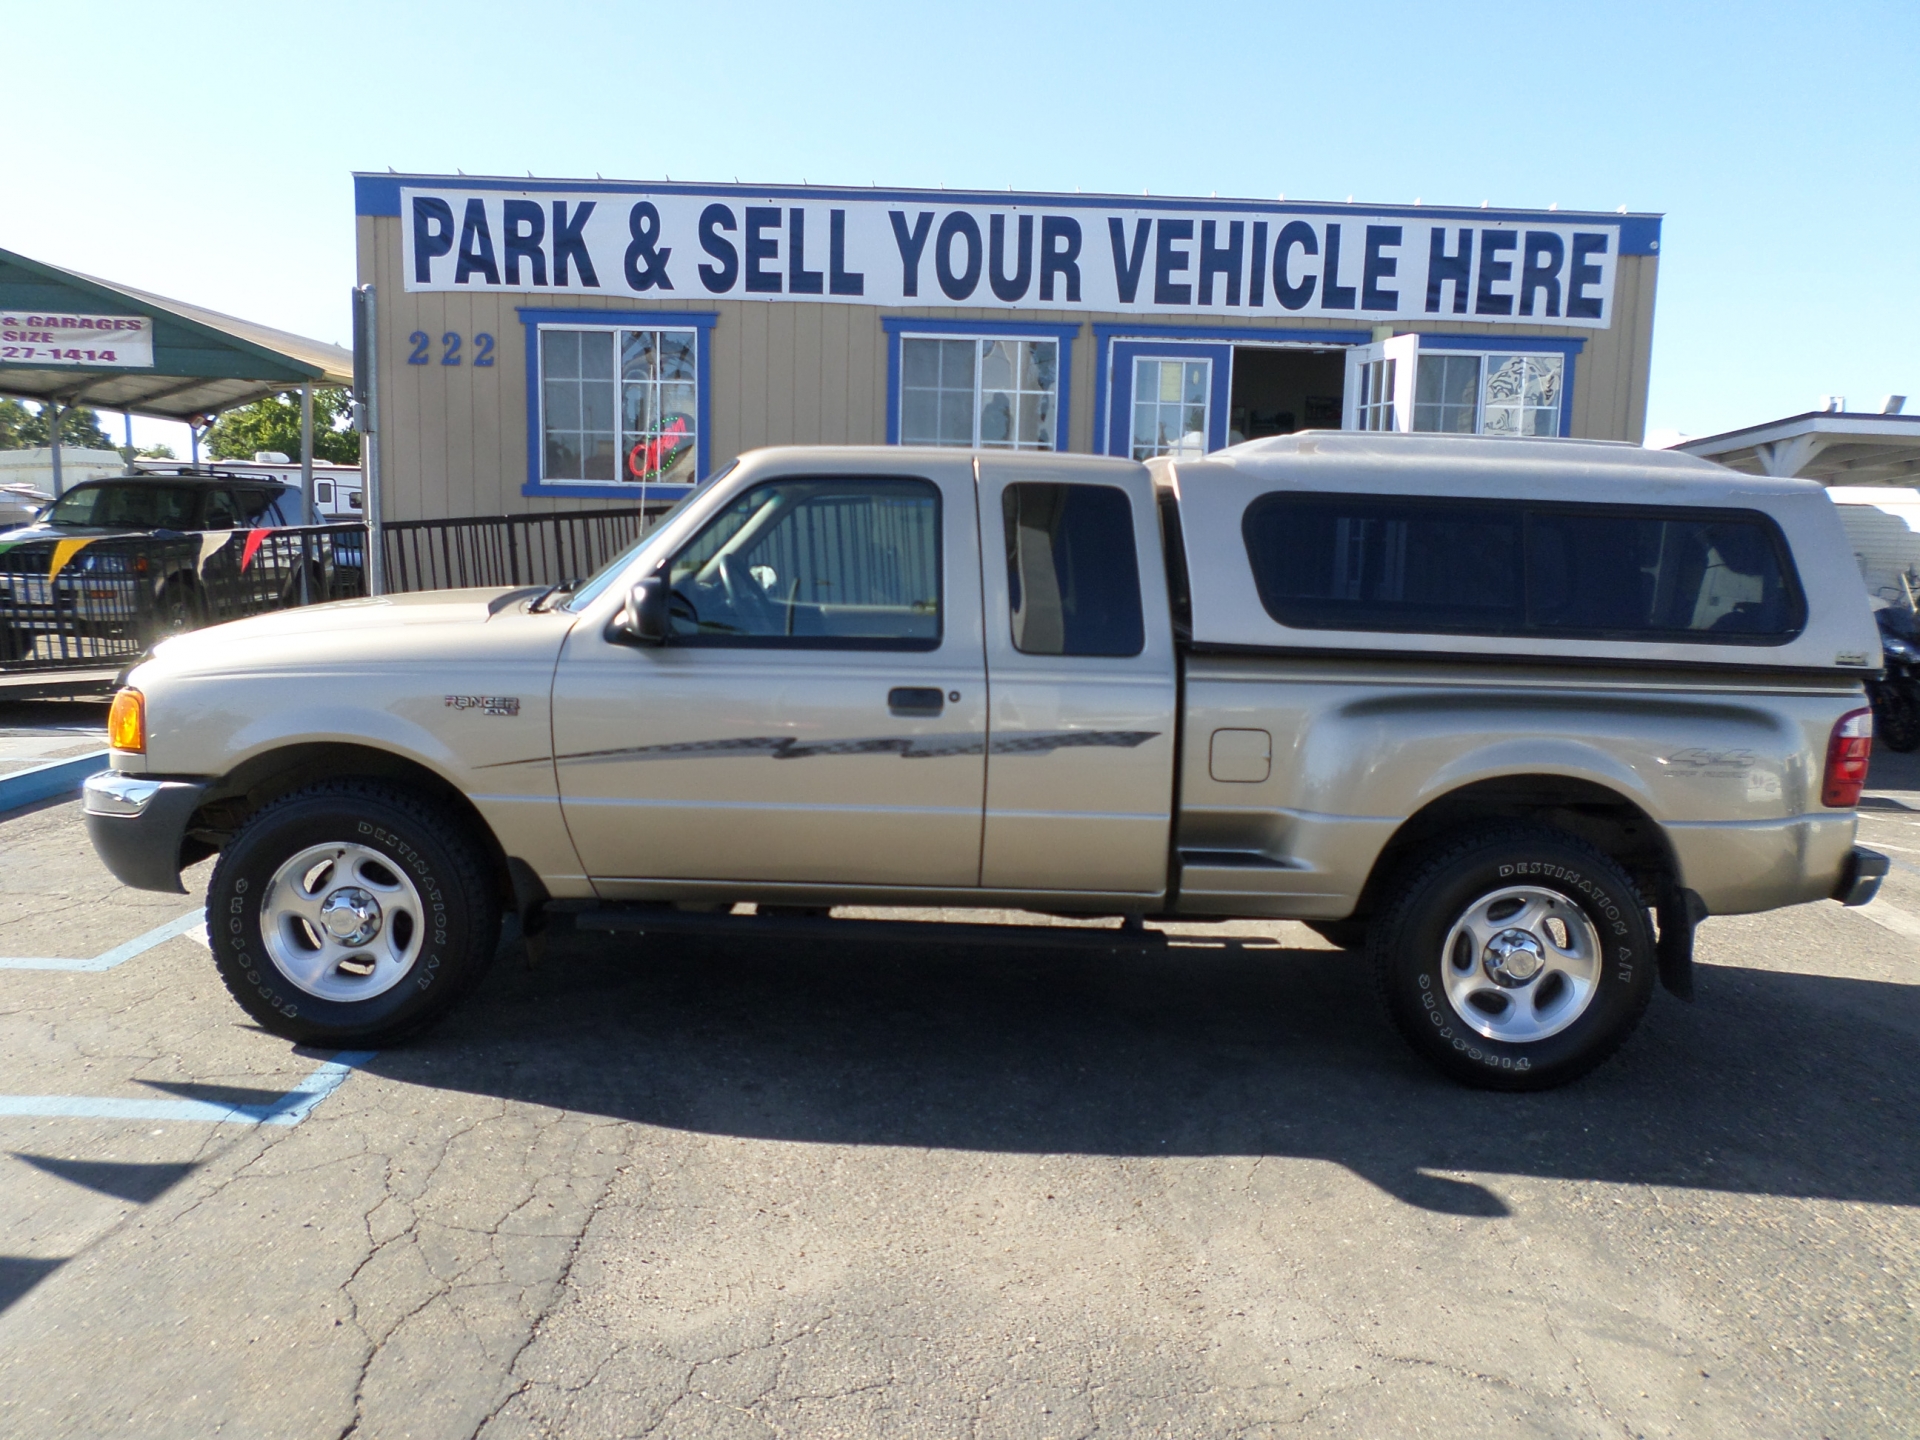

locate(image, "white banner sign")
(0, 312), (154, 368)
(401, 188), (1621, 328)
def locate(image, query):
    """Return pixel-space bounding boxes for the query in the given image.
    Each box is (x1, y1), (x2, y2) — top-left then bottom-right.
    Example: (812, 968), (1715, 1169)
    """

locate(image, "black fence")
(0, 507), (651, 676)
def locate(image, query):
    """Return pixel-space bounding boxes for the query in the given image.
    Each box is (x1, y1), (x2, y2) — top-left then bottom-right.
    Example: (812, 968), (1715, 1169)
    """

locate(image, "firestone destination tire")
(1369, 825), (1655, 1091)
(206, 780), (500, 1047)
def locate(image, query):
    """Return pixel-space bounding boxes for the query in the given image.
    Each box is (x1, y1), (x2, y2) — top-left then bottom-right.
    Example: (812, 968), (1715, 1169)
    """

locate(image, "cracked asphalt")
(0, 741), (1915, 1436)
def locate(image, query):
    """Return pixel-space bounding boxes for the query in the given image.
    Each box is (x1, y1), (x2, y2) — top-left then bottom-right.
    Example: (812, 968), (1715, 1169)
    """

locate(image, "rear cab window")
(1241, 492), (1806, 644)
(1002, 482), (1145, 657)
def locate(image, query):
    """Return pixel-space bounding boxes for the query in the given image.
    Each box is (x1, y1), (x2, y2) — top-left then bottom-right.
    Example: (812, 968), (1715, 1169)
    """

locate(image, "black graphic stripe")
(551, 730), (1160, 766)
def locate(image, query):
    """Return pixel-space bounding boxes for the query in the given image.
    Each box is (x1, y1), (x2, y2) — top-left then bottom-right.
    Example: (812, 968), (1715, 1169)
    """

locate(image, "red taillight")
(1822, 707), (1873, 807)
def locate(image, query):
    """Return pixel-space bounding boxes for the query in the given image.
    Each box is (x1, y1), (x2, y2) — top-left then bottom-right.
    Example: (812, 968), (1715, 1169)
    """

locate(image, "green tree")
(0, 397), (116, 451)
(206, 387), (360, 464)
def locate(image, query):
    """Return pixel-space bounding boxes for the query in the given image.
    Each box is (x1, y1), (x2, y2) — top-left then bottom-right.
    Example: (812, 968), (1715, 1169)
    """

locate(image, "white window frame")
(1130, 355), (1213, 460)
(536, 322), (701, 487)
(1410, 349), (1566, 438)
(897, 333), (1062, 452)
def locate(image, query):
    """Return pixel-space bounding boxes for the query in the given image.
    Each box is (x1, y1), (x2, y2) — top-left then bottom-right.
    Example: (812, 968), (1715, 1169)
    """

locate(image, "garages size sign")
(0, 313), (154, 367)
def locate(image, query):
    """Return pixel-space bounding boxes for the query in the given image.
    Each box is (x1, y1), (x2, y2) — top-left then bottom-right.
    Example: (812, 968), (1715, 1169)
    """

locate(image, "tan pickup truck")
(84, 433), (1887, 1089)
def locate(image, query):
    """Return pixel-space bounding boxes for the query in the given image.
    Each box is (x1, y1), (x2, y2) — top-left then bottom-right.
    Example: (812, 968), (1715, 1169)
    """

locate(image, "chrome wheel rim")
(260, 841), (424, 1002)
(1440, 885), (1601, 1044)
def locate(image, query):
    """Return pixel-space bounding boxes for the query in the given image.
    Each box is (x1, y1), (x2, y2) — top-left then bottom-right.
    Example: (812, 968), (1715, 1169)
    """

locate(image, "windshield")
(564, 466), (732, 611)
(46, 484), (198, 529)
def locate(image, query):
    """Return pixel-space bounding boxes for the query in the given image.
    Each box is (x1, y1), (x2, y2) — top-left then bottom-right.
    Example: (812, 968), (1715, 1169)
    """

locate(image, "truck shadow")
(362, 928), (1920, 1217)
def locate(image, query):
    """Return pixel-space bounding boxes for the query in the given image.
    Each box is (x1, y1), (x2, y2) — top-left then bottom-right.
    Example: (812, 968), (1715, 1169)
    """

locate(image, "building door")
(1103, 340), (1234, 457)
(551, 457), (989, 891)
(1342, 334), (1421, 431)
(973, 456), (1178, 897)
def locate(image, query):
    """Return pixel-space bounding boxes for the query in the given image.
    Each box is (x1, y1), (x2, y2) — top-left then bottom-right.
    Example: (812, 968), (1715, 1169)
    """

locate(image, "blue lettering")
(1476, 230), (1518, 315)
(1274, 221), (1317, 310)
(1320, 223), (1356, 309)
(454, 200), (499, 286)
(988, 214), (1033, 302)
(1568, 232), (1608, 319)
(1108, 218), (1151, 304)
(503, 200), (546, 286)
(1039, 216), (1081, 302)
(551, 202), (597, 287)
(1425, 227), (1472, 314)
(1249, 221), (1268, 307)
(744, 206), (781, 293)
(830, 209), (864, 295)
(1519, 231), (1564, 317)
(1154, 219), (1193, 305)
(935, 212), (982, 300)
(1199, 220), (1243, 306)
(697, 204), (738, 293)
(1361, 224), (1401, 311)
(789, 209), (824, 295)
(623, 202), (673, 291)
(889, 210), (934, 297)
(412, 197), (454, 284)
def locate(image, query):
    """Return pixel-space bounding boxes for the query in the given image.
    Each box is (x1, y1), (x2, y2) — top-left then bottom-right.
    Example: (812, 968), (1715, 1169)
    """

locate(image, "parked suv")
(0, 473), (315, 651)
(85, 434), (1888, 1089)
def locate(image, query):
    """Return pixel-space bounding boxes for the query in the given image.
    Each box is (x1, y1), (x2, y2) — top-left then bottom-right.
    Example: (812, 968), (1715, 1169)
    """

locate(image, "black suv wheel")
(1369, 825), (1655, 1090)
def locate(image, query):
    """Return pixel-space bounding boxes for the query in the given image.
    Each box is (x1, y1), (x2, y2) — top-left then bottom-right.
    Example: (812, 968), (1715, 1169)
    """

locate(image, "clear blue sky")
(6, 0), (1913, 451)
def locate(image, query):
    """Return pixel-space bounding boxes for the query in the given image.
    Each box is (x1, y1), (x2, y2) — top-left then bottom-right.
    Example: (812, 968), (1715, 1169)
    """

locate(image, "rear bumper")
(1832, 846), (1889, 907)
(82, 771), (209, 894)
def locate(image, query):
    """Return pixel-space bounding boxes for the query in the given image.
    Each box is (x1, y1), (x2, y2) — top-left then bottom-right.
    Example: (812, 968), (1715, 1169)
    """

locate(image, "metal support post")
(352, 285), (385, 596)
(299, 383), (316, 524)
(47, 399), (64, 498)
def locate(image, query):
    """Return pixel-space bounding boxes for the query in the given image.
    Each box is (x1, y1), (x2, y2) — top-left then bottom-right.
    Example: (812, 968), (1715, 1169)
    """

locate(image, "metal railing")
(380, 507), (645, 593)
(0, 507), (655, 676)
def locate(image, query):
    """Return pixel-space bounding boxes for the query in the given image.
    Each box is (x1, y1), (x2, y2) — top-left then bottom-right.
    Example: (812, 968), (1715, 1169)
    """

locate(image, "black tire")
(142, 577), (205, 645)
(1877, 679), (1920, 753)
(1368, 825), (1655, 1091)
(206, 780), (500, 1046)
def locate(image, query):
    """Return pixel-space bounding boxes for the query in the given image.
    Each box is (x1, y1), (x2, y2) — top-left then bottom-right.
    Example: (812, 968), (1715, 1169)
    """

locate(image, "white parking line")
(0, 909), (205, 972)
(0, 1052), (376, 1127)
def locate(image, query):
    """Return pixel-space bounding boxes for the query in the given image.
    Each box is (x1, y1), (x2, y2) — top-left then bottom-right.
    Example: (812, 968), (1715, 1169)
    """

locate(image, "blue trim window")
(882, 318), (1077, 452)
(516, 308), (716, 499)
(1130, 356), (1213, 459)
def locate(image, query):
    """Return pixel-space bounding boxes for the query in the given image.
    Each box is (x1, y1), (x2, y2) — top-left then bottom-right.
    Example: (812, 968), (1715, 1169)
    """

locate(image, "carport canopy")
(0, 246), (351, 420)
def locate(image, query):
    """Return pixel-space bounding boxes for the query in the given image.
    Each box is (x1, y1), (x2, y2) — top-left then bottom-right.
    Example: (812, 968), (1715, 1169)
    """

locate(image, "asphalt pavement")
(0, 707), (1913, 1438)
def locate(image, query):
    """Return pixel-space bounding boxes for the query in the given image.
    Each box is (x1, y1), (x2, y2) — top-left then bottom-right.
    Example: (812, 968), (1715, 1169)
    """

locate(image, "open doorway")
(1228, 346), (1347, 443)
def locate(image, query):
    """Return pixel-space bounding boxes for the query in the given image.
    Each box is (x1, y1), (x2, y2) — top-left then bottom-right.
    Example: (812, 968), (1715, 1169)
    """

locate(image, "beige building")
(354, 174), (1661, 521)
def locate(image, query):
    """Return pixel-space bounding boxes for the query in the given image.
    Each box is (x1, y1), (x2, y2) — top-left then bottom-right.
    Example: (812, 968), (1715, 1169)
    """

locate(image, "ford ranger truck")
(83, 433), (1889, 1089)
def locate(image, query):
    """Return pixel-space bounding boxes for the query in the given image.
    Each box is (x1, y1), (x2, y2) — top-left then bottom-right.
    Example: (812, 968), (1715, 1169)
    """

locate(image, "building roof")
(0, 247), (352, 420)
(1675, 409), (1920, 486)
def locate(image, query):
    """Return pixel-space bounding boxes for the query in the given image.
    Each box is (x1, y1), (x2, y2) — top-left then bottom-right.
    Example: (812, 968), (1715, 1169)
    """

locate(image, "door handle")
(888, 686), (945, 717)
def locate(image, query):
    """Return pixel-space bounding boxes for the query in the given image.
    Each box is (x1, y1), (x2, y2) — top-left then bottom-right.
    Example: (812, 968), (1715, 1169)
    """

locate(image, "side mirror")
(608, 575), (671, 646)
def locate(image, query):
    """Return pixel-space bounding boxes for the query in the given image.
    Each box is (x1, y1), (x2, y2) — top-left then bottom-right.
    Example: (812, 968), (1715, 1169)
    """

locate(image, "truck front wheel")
(1369, 826), (1655, 1091)
(206, 780), (500, 1046)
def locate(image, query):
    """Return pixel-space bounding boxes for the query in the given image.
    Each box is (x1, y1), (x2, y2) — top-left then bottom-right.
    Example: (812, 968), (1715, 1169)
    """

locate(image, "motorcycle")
(1868, 606), (1920, 752)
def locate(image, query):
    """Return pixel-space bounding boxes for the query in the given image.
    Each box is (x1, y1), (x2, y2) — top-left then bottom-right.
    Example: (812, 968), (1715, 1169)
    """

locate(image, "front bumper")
(83, 771), (210, 894)
(1832, 846), (1890, 907)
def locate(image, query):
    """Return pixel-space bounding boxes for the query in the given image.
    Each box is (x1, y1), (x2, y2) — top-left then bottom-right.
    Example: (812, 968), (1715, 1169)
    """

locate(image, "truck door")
(550, 457), (988, 890)
(974, 456), (1178, 897)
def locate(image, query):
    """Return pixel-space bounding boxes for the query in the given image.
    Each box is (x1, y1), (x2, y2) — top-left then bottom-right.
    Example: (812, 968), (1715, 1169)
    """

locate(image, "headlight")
(79, 551), (135, 574)
(1886, 638), (1917, 661)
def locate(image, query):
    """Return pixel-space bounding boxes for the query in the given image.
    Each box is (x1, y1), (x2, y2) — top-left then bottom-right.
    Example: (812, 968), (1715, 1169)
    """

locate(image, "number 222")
(408, 331), (494, 367)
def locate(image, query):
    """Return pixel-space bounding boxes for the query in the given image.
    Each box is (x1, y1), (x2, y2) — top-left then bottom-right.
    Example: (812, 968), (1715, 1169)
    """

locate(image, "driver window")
(203, 490), (240, 530)
(665, 478), (941, 647)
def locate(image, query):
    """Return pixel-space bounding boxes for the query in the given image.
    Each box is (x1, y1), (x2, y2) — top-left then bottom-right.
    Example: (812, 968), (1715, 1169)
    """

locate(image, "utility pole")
(352, 285), (384, 596)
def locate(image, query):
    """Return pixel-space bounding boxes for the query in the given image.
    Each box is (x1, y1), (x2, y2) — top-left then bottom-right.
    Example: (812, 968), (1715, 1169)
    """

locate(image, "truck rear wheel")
(1369, 825), (1655, 1091)
(206, 780), (500, 1046)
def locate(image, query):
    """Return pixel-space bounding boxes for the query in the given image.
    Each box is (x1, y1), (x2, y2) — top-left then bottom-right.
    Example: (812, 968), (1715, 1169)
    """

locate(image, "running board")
(567, 905), (1168, 952)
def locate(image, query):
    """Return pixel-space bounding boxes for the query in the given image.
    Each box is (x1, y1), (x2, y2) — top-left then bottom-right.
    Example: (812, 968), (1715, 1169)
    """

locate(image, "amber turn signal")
(108, 688), (146, 753)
